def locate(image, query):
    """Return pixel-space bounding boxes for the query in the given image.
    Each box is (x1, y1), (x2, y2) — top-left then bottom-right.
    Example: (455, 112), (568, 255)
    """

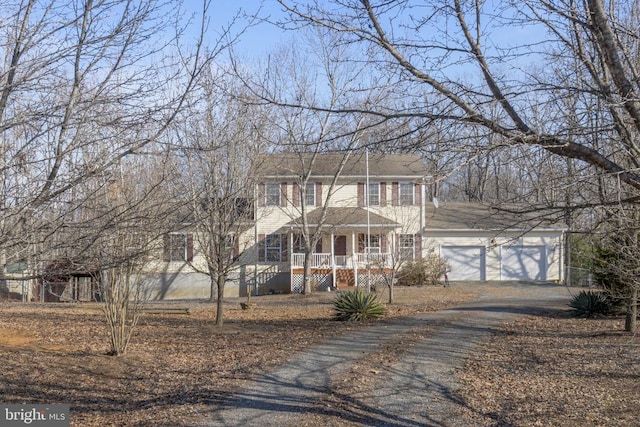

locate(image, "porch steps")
(336, 269), (355, 288)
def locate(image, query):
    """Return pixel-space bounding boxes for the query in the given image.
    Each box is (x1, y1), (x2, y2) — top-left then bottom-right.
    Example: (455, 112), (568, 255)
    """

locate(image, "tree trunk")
(625, 286), (637, 333)
(210, 278), (216, 303)
(216, 272), (226, 326)
(387, 281), (394, 304)
(302, 252), (313, 294)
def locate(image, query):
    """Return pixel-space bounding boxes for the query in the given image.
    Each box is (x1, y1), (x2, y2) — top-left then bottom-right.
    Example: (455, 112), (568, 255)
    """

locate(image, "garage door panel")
(441, 246), (486, 281)
(501, 246), (546, 280)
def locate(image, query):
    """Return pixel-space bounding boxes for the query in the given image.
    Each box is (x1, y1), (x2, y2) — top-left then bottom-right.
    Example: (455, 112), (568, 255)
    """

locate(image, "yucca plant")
(333, 290), (386, 321)
(569, 290), (613, 318)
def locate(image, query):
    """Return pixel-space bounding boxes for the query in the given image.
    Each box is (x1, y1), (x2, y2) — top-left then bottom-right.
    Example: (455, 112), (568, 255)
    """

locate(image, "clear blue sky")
(187, 1), (289, 59)
(187, 1), (546, 76)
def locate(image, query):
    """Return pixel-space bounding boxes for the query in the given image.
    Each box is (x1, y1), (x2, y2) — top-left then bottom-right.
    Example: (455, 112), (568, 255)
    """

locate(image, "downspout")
(289, 225), (294, 292)
(420, 177), (425, 259)
(254, 183), (259, 296)
(561, 230), (567, 284)
(366, 150), (371, 292)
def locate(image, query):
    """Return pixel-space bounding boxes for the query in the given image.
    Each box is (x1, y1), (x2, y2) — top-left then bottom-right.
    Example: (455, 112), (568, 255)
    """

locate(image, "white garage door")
(501, 246), (546, 280)
(441, 246), (486, 281)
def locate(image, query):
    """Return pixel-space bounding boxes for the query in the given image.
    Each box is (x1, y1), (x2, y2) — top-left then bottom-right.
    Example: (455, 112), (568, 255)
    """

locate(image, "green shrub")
(569, 290), (615, 317)
(396, 254), (449, 286)
(333, 290), (386, 321)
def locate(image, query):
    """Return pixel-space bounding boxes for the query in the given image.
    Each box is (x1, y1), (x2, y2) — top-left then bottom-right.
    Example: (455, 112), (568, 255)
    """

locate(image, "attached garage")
(440, 246), (486, 281)
(501, 246), (547, 281)
(425, 203), (567, 282)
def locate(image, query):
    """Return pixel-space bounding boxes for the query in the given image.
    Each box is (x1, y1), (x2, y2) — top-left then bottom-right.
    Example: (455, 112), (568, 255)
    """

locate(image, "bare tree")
(0, 0), (215, 286)
(370, 205), (425, 304)
(273, 0), (640, 197)
(594, 206), (639, 332)
(83, 152), (177, 354)
(237, 29), (396, 295)
(169, 68), (267, 325)
(99, 232), (153, 356)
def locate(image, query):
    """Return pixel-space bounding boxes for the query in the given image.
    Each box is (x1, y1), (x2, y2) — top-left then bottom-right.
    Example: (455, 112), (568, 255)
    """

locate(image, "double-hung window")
(165, 233), (193, 262)
(265, 234), (282, 262)
(399, 234), (415, 261)
(399, 182), (414, 205)
(368, 182), (380, 206)
(303, 182), (315, 206)
(265, 183), (280, 206)
(359, 234), (381, 253)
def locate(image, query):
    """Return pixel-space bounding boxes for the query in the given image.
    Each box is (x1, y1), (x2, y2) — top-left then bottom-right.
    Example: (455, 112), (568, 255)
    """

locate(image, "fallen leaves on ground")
(0, 286), (470, 426)
(3, 285), (636, 427)
(457, 312), (640, 426)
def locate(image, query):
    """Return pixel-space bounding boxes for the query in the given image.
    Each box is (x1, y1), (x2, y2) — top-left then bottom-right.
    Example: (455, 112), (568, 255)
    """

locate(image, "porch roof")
(286, 207), (400, 229)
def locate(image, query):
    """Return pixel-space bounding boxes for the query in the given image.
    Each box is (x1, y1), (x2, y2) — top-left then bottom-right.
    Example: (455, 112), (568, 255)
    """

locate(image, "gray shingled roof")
(424, 202), (567, 231)
(285, 207), (400, 228)
(256, 153), (429, 179)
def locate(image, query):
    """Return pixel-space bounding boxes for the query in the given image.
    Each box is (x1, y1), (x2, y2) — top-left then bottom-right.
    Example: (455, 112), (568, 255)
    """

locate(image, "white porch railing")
(355, 253), (390, 266)
(291, 253), (392, 269)
(291, 253), (332, 268)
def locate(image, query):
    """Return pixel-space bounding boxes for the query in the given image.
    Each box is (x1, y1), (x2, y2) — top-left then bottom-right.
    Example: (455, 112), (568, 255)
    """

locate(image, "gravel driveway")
(209, 282), (572, 427)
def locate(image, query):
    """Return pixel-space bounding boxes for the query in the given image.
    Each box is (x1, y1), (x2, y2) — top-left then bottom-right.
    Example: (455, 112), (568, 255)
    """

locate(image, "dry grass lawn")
(0, 284), (638, 426)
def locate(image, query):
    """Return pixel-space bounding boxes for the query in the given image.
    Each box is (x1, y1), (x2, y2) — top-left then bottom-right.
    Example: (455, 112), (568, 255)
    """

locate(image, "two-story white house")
(144, 152), (566, 299)
(18, 152), (566, 302)
(246, 152), (430, 294)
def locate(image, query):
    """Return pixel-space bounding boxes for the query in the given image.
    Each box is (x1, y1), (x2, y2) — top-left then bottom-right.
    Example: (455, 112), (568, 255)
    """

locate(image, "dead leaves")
(458, 314), (640, 426)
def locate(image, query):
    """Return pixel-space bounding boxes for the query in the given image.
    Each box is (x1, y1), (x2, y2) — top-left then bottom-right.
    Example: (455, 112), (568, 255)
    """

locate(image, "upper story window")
(224, 235), (234, 250)
(368, 182), (380, 206)
(399, 183), (414, 205)
(265, 183), (280, 206)
(303, 182), (315, 206)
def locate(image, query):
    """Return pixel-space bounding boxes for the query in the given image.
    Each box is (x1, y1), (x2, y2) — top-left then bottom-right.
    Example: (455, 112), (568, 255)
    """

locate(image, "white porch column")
(351, 232), (357, 288)
(289, 228), (294, 292)
(390, 230), (396, 269)
(331, 231), (336, 288)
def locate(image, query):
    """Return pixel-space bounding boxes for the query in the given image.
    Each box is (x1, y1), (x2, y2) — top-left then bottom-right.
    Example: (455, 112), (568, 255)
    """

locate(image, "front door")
(334, 235), (347, 256)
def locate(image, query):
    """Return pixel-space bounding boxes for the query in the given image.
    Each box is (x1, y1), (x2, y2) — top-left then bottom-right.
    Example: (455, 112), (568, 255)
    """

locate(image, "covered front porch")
(290, 251), (393, 293)
(286, 207), (401, 293)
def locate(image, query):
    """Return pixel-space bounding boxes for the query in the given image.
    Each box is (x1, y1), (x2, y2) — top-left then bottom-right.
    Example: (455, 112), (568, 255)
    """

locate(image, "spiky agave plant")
(333, 290), (386, 321)
(569, 290), (613, 318)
